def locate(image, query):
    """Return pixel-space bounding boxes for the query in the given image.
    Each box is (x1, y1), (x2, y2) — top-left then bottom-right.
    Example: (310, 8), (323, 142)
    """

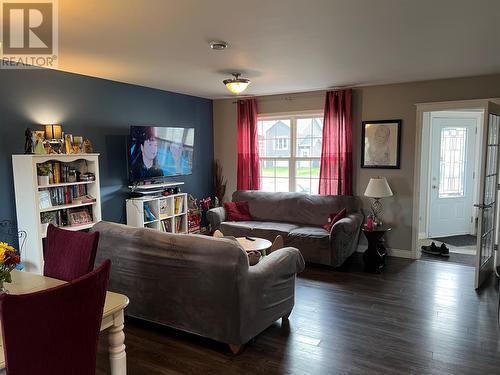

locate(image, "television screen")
(129, 126), (194, 182)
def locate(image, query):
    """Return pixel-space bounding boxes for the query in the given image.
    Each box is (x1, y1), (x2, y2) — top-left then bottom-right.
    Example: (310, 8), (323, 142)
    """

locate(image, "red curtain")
(237, 99), (260, 190)
(319, 89), (353, 195)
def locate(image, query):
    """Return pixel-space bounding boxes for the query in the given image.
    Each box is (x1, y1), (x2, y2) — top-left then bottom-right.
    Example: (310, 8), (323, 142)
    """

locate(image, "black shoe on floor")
(421, 242), (440, 255)
(439, 243), (450, 257)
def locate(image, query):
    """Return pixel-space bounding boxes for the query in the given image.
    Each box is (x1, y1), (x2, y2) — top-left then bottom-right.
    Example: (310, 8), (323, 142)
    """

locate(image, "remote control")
(245, 236), (256, 241)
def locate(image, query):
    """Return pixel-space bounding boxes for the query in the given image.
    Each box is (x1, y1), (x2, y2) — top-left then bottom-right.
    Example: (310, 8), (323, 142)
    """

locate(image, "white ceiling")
(57, 0), (500, 99)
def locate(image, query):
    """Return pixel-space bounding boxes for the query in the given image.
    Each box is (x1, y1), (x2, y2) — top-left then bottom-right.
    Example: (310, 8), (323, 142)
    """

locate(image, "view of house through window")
(258, 114), (324, 193)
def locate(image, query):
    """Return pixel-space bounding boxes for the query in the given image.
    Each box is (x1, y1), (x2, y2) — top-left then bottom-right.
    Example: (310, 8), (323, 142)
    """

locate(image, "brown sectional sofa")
(208, 190), (363, 267)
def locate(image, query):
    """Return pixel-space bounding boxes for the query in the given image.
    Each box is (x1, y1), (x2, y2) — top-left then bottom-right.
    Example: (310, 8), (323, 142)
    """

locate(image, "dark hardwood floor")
(97, 255), (500, 374)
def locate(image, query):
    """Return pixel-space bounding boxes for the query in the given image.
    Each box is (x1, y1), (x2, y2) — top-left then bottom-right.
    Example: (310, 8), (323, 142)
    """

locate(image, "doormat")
(431, 235), (476, 247)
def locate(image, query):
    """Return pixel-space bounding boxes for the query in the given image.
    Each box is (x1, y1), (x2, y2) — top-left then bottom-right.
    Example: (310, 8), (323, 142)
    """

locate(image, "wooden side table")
(362, 227), (391, 273)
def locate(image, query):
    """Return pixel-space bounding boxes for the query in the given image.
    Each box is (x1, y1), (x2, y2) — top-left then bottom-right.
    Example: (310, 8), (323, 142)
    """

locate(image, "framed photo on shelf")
(68, 209), (92, 226)
(361, 119), (401, 169)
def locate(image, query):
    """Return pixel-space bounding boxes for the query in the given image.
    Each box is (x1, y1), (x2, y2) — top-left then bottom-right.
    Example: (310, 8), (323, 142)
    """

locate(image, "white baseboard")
(356, 245), (415, 259)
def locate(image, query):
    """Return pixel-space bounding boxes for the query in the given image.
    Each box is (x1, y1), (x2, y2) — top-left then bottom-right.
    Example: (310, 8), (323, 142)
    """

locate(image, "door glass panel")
(480, 114), (500, 266)
(439, 127), (467, 198)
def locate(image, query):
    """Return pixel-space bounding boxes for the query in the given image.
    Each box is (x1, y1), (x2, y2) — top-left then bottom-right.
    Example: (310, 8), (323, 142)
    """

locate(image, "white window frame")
(258, 111), (324, 193)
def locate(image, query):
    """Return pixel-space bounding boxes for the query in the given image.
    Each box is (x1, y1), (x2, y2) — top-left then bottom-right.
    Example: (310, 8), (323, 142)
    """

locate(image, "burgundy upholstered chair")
(44, 224), (100, 281)
(0, 259), (111, 375)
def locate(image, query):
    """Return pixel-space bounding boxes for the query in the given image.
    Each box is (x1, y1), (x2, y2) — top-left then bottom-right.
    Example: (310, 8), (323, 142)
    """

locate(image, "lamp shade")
(223, 73), (251, 94)
(44, 124), (63, 140)
(364, 177), (393, 198)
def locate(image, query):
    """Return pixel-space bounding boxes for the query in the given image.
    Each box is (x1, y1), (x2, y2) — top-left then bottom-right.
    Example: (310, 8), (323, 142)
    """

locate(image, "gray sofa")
(208, 191), (363, 267)
(92, 221), (305, 351)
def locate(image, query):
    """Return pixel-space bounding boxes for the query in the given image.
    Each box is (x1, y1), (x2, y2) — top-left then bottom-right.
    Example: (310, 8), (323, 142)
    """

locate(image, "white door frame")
(412, 99), (495, 259)
(423, 111), (482, 238)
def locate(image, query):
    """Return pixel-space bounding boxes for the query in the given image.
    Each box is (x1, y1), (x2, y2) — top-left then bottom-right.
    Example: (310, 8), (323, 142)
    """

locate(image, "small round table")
(236, 237), (272, 255)
(362, 227), (391, 273)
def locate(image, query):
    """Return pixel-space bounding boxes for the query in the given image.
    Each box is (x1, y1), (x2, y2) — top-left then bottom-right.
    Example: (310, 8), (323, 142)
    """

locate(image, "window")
(258, 114), (323, 193)
(439, 127), (467, 198)
(274, 137), (289, 150)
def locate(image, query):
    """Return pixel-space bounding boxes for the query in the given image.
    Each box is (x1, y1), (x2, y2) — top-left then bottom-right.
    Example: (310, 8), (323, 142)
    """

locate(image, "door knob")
(432, 185), (437, 189)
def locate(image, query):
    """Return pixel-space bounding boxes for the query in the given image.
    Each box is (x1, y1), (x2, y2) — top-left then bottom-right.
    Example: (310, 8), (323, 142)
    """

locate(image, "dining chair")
(269, 235), (284, 254)
(44, 224), (100, 281)
(213, 229), (224, 238)
(0, 259), (111, 375)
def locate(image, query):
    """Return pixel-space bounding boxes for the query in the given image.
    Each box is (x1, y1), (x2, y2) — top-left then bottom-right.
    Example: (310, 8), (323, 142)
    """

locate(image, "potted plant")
(37, 163), (51, 186)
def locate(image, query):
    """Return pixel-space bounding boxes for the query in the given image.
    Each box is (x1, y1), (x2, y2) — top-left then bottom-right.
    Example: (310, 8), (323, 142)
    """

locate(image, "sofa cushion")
(224, 201), (252, 221)
(251, 221), (301, 240)
(322, 208), (347, 232)
(286, 226), (331, 264)
(289, 226), (330, 239)
(220, 221), (257, 238)
(220, 221), (301, 242)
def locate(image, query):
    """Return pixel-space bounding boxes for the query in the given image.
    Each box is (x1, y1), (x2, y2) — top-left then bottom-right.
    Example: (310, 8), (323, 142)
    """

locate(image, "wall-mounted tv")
(129, 126), (194, 183)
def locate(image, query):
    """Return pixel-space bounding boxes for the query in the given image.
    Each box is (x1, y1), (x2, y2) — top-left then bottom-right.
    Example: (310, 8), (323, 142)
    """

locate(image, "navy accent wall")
(0, 69), (213, 226)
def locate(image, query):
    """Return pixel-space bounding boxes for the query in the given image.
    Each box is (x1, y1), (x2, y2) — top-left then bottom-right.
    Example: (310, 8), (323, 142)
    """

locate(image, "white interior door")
(475, 102), (500, 289)
(428, 117), (476, 237)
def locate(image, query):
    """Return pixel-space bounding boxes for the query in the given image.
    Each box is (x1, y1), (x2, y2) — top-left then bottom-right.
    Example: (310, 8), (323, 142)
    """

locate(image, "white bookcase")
(126, 193), (188, 234)
(12, 154), (102, 274)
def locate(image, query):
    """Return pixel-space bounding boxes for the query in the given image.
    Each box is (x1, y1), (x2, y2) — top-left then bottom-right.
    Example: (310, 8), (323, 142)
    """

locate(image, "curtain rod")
(230, 93), (323, 104)
(229, 87), (353, 104)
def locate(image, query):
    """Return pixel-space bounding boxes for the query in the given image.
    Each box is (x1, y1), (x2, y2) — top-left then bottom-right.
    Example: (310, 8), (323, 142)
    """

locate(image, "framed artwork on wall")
(361, 119), (402, 169)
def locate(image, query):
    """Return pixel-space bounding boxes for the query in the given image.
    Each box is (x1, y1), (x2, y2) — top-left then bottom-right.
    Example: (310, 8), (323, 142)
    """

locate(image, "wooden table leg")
(108, 310), (127, 375)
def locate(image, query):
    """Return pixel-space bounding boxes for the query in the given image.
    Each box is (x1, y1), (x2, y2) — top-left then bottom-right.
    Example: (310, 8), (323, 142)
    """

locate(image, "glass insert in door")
(439, 127), (468, 198)
(480, 114), (500, 266)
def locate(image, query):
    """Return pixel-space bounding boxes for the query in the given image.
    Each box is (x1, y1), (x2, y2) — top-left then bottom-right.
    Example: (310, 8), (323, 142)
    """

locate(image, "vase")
(38, 175), (50, 186)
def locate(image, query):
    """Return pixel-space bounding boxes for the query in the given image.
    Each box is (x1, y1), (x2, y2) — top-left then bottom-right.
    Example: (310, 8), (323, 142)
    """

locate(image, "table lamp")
(44, 124), (63, 153)
(364, 177), (393, 225)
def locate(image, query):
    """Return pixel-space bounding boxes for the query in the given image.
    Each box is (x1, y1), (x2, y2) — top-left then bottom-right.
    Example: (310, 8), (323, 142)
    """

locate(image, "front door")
(428, 116), (477, 237)
(475, 102), (500, 289)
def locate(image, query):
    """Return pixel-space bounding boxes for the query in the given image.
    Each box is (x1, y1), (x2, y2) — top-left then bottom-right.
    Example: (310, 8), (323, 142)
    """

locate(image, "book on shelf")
(143, 205), (156, 221)
(72, 195), (96, 205)
(175, 216), (183, 232)
(160, 219), (172, 232)
(39, 185), (93, 208)
(39, 190), (52, 209)
(52, 162), (61, 184)
(40, 161), (85, 185)
(174, 196), (184, 214)
(159, 199), (170, 216)
(41, 207), (93, 228)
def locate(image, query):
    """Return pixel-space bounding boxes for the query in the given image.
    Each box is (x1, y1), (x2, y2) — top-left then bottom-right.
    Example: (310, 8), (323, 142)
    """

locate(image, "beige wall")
(213, 74), (500, 254)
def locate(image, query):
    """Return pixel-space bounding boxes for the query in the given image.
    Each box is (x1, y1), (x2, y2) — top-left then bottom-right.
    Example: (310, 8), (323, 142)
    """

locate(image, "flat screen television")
(129, 126), (194, 183)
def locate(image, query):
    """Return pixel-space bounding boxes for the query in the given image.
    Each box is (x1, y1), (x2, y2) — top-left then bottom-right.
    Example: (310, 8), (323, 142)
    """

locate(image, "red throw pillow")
(224, 201), (253, 221)
(322, 208), (347, 232)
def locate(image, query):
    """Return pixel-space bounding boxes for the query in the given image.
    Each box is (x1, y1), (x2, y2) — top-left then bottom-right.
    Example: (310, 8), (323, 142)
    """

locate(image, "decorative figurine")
(24, 128), (33, 154)
(64, 134), (73, 154)
(73, 136), (83, 153)
(83, 138), (93, 153)
(33, 133), (46, 154)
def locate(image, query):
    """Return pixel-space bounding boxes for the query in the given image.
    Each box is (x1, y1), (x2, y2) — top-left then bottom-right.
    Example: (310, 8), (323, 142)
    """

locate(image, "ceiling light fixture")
(223, 73), (251, 94)
(210, 41), (228, 50)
